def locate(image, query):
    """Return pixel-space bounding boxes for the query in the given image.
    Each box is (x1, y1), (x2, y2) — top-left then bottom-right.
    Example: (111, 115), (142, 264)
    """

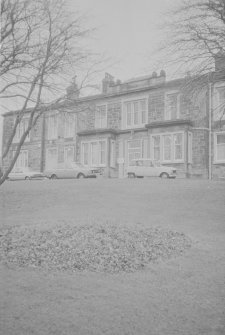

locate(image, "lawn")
(0, 178), (225, 335)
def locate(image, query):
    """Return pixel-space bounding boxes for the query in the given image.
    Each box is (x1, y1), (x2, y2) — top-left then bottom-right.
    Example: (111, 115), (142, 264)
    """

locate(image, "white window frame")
(213, 83), (225, 121)
(150, 131), (184, 163)
(122, 96), (148, 129)
(64, 113), (75, 138)
(47, 114), (58, 140)
(13, 150), (28, 170)
(81, 140), (107, 167)
(13, 118), (30, 143)
(165, 90), (180, 120)
(95, 105), (107, 129)
(214, 131), (225, 163)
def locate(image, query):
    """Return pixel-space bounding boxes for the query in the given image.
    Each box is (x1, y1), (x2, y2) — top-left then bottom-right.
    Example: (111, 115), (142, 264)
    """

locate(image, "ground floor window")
(128, 139), (142, 165)
(13, 150), (28, 169)
(151, 132), (184, 162)
(215, 132), (225, 163)
(81, 140), (107, 166)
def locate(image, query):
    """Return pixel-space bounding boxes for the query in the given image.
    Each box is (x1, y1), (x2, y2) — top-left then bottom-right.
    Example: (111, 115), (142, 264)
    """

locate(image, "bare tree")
(0, 0), (100, 185)
(159, 0), (225, 122)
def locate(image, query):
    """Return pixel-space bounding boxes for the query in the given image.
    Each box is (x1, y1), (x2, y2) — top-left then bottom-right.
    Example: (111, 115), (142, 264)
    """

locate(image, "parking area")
(1, 178), (225, 335)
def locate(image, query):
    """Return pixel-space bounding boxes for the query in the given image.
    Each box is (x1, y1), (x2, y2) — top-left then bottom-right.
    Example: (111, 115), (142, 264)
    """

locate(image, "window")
(123, 99), (147, 129)
(214, 85), (225, 121)
(128, 140), (142, 165)
(163, 135), (172, 161)
(78, 112), (87, 130)
(81, 140), (107, 166)
(151, 132), (184, 162)
(165, 92), (180, 120)
(215, 132), (225, 162)
(174, 133), (183, 160)
(152, 135), (160, 161)
(13, 150), (28, 169)
(13, 118), (30, 143)
(47, 114), (58, 139)
(46, 148), (58, 170)
(95, 105), (107, 128)
(64, 113), (75, 138)
(91, 142), (98, 165)
(99, 141), (106, 165)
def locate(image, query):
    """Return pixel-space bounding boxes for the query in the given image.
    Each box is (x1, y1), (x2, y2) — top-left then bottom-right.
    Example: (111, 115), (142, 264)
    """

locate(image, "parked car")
(45, 162), (101, 179)
(126, 159), (176, 178)
(7, 168), (45, 181)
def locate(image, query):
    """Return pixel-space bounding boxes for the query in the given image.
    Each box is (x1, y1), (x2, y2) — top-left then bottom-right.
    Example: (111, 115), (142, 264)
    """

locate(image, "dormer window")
(123, 98), (147, 129)
(165, 91), (180, 120)
(95, 105), (107, 128)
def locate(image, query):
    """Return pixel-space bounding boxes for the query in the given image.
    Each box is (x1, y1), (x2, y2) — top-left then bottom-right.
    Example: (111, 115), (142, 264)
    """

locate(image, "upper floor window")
(213, 85), (225, 121)
(165, 92), (180, 120)
(13, 118), (30, 143)
(95, 105), (107, 128)
(78, 111), (87, 131)
(214, 132), (225, 163)
(47, 114), (58, 140)
(64, 113), (75, 138)
(123, 99), (147, 129)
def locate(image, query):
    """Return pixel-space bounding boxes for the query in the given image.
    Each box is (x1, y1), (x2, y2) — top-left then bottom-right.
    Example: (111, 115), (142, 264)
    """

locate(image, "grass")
(0, 178), (225, 335)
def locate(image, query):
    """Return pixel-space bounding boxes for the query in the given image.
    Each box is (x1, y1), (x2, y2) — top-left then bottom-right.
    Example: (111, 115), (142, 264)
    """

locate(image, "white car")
(126, 159), (176, 179)
(45, 162), (101, 179)
(7, 168), (45, 181)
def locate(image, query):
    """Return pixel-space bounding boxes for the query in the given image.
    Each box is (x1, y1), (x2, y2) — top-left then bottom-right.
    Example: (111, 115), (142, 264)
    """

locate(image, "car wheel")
(77, 173), (85, 179)
(25, 176), (30, 180)
(50, 174), (57, 179)
(128, 173), (136, 178)
(160, 172), (169, 179)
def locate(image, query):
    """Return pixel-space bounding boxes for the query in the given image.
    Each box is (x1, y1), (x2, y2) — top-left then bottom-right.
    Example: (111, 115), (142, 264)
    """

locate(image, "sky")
(67, 0), (180, 81)
(0, 0), (181, 155)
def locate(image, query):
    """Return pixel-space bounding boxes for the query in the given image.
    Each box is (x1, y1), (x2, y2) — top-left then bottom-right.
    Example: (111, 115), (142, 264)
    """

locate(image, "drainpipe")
(208, 82), (212, 180)
(40, 114), (46, 172)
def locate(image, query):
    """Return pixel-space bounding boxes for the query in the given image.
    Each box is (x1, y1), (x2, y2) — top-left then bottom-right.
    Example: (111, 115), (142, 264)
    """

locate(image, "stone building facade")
(2, 61), (225, 180)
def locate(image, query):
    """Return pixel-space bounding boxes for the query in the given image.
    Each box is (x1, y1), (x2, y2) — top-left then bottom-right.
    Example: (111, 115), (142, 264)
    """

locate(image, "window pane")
(91, 142), (98, 165)
(174, 133), (183, 160)
(152, 136), (160, 161)
(163, 135), (172, 161)
(99, 141), (106, 165)
(217, 144), (225, 160)
(217, 134), (225, 144)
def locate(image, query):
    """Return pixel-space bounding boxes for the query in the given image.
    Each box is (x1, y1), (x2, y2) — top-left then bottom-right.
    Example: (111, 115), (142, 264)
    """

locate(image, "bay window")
(214, 132), (225, 162)
(81, 140), (107, 166)
(151, 132), (184, 162)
